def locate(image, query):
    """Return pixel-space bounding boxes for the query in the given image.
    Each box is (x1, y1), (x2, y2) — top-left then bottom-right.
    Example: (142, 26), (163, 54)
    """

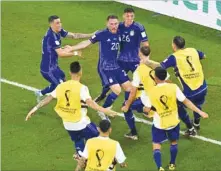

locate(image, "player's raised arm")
(25, 95), (54, 121)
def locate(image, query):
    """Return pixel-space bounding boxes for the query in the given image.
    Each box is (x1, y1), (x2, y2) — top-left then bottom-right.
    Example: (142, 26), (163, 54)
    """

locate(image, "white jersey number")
(111, 42), (120, 51)
(122, 34), (130, 42)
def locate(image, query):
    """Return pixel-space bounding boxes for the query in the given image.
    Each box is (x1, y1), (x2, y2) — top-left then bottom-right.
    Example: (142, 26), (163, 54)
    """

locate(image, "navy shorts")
(130, 98), (144, 113)
(152, 124), (180, 144)
(67, 122), (99, 142)
(41, 67), (65, 86)
(103, 68), (130, 86)
(118, 60), (139, 73)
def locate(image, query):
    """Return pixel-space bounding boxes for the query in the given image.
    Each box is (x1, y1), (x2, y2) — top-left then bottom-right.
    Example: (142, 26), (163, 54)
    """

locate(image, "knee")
(112, 86), (121, 95)
(153, 143), (161, 150)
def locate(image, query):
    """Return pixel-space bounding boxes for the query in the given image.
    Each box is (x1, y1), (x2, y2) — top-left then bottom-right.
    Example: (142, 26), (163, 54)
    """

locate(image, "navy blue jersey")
(161, 50), (207, 97)
(118, 22), (148, 62)
(40, 27), (68, 72)
(90, 29), (121, 70)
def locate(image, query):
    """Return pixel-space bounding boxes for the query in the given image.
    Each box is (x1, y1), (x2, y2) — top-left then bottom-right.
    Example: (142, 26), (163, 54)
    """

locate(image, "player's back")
(118, 22), (148, 62)
(54, 80), (83, 122)
(148, 83), (180, 129)
(173, 48), (205, 93)
(85, 137), (118, 171)
(136, 63), (156, 94)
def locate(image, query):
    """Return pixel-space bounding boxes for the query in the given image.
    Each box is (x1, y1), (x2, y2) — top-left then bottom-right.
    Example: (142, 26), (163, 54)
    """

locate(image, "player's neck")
(50, 27), (59, 33)
(124, 21), (133, 27)
(156, 80), (166, 84)
(99, 132), (109, 137)
(71, 75), (80, 82)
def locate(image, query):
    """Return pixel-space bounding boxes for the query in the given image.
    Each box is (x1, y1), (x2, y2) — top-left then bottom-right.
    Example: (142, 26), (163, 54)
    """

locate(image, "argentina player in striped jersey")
(94, 7), (149, 103)
(35, 15), (95, 102)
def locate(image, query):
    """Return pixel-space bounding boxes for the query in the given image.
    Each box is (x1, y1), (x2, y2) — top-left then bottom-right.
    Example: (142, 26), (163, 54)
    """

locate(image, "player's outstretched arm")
(145, 59), (161, 69)
(183, 98), (209, 118)
(55, 48), (82, 58)
(86, 98), (118, 117)
(66, 32), (94, 39)
(25, 95), (54, 121)
(70, 40), (92, 51)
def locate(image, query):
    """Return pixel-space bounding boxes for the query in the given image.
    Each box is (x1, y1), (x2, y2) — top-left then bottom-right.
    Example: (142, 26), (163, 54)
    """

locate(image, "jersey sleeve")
(89, 30), (102, 44)
(60, 28), (68, 38)
(197, 50), (205, 60)
(115, 142), (126, 164)
(137, 23), (148, 42)
(80, 85), (92, 101)
(132, 70), (140, 87)
(140, 91), (152, 108)
(49, 34), (61, 49)
(176, 85), (186, 102)
(160, 55), (176, 69)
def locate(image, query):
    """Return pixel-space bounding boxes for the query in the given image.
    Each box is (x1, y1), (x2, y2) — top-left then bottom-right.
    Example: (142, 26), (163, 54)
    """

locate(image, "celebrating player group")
(26, 7), (209, 171)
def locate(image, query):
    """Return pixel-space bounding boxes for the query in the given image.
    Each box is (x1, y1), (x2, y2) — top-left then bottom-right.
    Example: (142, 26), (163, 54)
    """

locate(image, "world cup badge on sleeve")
(130, 30), (134, 36)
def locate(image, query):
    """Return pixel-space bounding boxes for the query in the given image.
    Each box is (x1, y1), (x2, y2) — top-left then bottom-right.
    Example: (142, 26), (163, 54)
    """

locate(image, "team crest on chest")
(130, 30), (134, 36)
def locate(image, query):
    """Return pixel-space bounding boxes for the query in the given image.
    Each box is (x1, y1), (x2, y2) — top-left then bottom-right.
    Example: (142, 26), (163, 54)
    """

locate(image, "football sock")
(170, 144), (178, 164)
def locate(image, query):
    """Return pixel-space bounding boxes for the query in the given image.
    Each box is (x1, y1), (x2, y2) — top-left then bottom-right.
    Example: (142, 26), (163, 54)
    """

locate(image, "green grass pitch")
(1, 1), (221, 170)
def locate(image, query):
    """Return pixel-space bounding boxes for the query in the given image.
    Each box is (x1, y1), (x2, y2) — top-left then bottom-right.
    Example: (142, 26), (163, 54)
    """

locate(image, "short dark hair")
(99, 120), (111, 133)
(107, 15), (118, 21)
(124, 7), (135, 13)
(48, 15), (59, 23)
(140, 46), (151, 57)
(155, 67), (167, 81)
(70, 61), (81, 74)
(173, 36), (185, 49)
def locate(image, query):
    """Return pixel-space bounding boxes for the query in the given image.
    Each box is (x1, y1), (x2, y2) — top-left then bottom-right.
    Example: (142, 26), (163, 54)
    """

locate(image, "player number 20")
(111, 43), (120, 50)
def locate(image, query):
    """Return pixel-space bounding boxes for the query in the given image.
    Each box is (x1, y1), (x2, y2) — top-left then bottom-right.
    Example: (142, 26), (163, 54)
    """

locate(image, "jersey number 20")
(111, 43), (120, 50)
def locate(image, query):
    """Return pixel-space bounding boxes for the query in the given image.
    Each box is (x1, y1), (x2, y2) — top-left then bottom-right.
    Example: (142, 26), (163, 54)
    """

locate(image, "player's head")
(70, 61), (82, 79)
(172, 36), (185, 52)
(154, 67), (167, 83)
(106, 15), (119, 34)
(98, 120), (112, 135)
(48, 15), (62, 33)
(139, 46), (151, 62)
(123, 7), (135, 25)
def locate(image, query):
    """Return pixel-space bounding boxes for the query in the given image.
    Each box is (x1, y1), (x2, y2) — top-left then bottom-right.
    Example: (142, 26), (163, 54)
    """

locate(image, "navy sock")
(103, 92), (118, 108)
(100, 86), (110, 97)
(193, 105), (201, 125)
(124, 109), (137, 135)
(170, 144), (178, 164)
(75, 139), (85, 154)
(178, 103), (193, 129)
(41, 83), (56, 95)
(124, 91), (130, 101)
(153, 149), (162, 169)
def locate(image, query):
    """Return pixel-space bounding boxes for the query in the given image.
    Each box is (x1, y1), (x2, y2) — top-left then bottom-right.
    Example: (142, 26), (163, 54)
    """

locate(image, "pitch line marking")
(1, 78), (221, 146)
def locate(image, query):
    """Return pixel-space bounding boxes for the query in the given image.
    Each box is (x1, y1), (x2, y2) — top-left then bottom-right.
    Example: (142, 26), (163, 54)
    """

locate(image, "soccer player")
(35, 15), (95, 102)
(143, 67), (208, 171)
(122, 46), (169, 140)
(68, 15), (132, 121)
(26, 61), (117, 155)
(145, 36), (207, 136)
(95, 7), (149, 102)
(76, 120), (127, 171)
